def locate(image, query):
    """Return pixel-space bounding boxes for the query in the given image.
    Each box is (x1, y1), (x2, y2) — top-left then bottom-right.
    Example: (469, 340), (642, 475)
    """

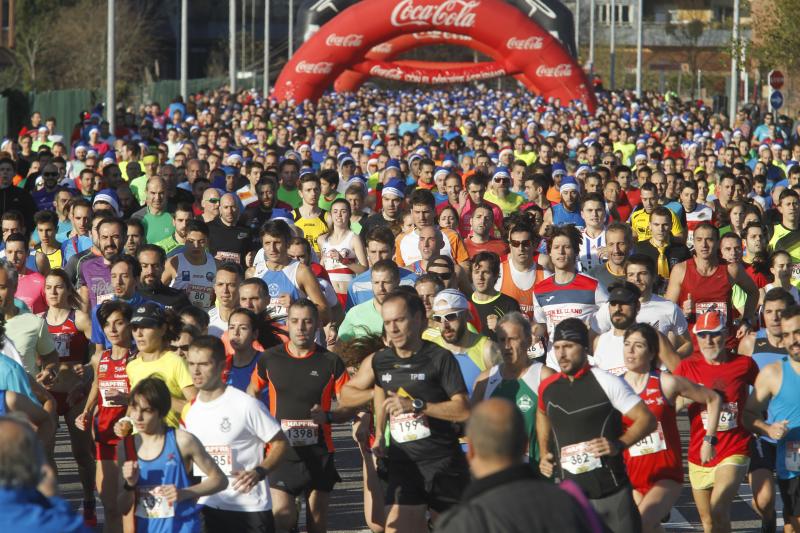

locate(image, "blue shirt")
(91, 293), (156, 348)
(0, 355), (36, 403)
(0, 488), (90, 533)
(60, 235), (92, 263)
(345, 267), (418, 310)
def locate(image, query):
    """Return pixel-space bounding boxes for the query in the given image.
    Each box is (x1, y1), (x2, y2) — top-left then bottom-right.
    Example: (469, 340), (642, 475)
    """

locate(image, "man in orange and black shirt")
(248, 298), (353, 533)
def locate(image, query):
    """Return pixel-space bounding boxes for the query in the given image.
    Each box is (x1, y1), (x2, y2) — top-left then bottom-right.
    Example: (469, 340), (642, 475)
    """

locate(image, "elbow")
(215, 473), (229, 492)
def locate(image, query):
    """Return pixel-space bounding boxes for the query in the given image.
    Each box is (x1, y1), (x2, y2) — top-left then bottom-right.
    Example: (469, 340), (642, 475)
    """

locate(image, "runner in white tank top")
(317, 199), (368, 297)
(170, 252), (217, 310)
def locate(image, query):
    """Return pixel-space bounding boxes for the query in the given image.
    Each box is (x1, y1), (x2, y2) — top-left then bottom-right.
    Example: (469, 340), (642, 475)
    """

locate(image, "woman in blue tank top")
(119, 377), (228, 533)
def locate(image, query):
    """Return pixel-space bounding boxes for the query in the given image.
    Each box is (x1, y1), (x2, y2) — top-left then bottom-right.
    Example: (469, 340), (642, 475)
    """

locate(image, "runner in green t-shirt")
(473, 312), (554, 464)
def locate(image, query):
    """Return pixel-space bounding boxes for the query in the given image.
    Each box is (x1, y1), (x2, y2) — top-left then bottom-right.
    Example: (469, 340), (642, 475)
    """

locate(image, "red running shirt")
(622, 372), (683, 493)
(674, 354), (758, 466)
(43, 310), (89, 364)
(677, 259), (736, 352)
(95, 349), (133, 446)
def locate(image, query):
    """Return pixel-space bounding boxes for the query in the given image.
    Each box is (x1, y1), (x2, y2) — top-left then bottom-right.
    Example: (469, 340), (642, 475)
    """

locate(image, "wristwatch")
(703, 434), (718, 445)
(412, 398), (426, 413)
(254, 466), (268, 480)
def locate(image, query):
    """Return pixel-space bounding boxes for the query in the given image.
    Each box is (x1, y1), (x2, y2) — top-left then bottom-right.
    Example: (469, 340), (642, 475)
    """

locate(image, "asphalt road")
(55, 415), (768, 532)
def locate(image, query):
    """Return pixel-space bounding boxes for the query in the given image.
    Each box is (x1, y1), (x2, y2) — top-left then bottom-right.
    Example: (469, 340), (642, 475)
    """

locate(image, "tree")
(9, 0), (65, 90)
(750, 0), (800, 71)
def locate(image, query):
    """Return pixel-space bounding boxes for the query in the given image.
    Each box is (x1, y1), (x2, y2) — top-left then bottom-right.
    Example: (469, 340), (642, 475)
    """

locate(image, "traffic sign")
(771, 90), (784, 110)
(769, 70), (785, 90)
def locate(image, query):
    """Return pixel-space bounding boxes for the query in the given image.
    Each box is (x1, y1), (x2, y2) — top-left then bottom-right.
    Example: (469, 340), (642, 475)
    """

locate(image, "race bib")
(389, 412), (431, 443)
(629, 422), (668, 457)
(702, 402), (738, 432)
(53, 334), (71, 359)
(281, 419), (319, 446)
(607, 366), (627, 377)
(99, 379), (129, 407)
(193, 445), (233, 477)
(560, 441), (602, 475)
(97, 291), (114, 305)
(189, 285), (213, 309)
(215, 251), (241, 265)
(267, 295), (292, 322)
(792, 263), (800, 281)
(135, 486), (175, 519)
(786, 441), (800, 472)
(694, 301), (728, 323)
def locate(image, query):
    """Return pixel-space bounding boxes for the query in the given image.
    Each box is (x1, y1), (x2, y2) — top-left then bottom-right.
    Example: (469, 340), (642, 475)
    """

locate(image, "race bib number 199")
(389, 412), (431, 443)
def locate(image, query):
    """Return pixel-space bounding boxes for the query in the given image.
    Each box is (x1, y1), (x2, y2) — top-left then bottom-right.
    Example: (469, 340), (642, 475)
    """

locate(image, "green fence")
(0, 77), (229, 141)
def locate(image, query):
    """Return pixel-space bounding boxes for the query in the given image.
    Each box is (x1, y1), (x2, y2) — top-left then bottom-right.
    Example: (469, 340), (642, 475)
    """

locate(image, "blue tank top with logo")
(134, 429), (199, 533)
(771, 358), (800, 480)
(552, 203), (586, 228)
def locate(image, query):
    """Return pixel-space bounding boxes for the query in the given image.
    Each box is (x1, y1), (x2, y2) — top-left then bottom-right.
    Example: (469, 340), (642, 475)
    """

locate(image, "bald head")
(467, 398), (526, 464)
(220, 193), (239, 224)
(0, 417), (45, 488)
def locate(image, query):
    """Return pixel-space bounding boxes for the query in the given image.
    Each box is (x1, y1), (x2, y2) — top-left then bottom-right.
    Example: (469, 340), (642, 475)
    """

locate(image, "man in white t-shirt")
(591, 253), (693, 357)
(184, 336), (289, 532)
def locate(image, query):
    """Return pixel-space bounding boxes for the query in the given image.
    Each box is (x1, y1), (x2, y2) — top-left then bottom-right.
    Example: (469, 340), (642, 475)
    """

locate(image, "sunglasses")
(207, 198), (220, 204)
(174, 344), (190, 351)
(509, 239), (533, 248)
(432, 311), (463, 323)
(493, 177), (510, 184)
(429, 269), (452, 280)
(696, 331), (722, 339)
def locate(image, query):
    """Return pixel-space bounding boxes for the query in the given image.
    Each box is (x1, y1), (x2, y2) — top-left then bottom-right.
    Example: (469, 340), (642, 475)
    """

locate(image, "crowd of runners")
(0, 83), (800, 533)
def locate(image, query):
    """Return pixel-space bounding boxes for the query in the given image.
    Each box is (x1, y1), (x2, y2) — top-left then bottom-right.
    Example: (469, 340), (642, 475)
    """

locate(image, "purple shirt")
(78, 256), (112, 310)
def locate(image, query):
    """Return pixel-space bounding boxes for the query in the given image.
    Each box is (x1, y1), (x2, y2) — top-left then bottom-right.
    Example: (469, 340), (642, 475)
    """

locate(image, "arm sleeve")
(589, 303), (612, 333)
(590, 368), (642, 414)
(437, 352), (468, 398)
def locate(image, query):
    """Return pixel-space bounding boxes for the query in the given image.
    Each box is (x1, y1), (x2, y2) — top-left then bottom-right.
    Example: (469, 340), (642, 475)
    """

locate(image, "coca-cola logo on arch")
(390, 0), (480, 29)
(326, 33), (364, 47)
(507, 36), (544, 50)
(536, 63), (572, 77)
(295, 61), (335, 74)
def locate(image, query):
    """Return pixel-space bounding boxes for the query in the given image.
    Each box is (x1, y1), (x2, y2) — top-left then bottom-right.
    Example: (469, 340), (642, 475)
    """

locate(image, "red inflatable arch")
(273, 0), (597, 112)
(334, 30), (534, 93)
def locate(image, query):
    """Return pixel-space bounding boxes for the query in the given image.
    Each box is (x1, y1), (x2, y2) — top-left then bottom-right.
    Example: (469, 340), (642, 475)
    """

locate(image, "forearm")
(180, 472), (227, 500)
(675, 333), (693, 358)
(620, 415), (656, 448)
(423, 399), (469, 423)
(536, 410), (552, 456)
(260, 438), (288, 474)
(339, 385), (374, 408)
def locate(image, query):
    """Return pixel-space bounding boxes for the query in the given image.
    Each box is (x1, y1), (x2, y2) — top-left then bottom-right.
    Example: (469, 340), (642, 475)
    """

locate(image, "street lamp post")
(107, 0), (115, 133)
(180, 0), (188, 101)
(264, 0), (270, 95)
(635, 0), (642, 98)
(729, 0), (739, 123)
(229, 0), (237, 93)
(609, 0), (616, 90)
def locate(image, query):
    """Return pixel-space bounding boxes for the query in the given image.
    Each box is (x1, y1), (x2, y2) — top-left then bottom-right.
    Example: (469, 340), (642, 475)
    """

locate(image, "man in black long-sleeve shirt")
(0, 158), (37, 234)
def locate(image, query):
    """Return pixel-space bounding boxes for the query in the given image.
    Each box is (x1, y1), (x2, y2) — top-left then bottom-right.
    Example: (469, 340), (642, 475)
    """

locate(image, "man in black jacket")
(435, 398), (597, 533)
(0, 158), (36, 234)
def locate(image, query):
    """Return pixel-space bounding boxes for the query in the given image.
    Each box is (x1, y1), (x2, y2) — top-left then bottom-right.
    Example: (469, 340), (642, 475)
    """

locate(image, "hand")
(767, 420), (790, 441)
(231, 469), (262, 493)
(324, 324), (338, 347)
(309, 404), (328, 425)
(105, 389), (129, 406)
(586, 437), (621, 457)
(114, 418), (134, 438)
(36, 367), (56, 387)
(700, 441), (716, 464)
(596, 245), (608, 261)
(371, 435), (387, 458)
(157, 484), (182, 504)
(539, 452), (555, 478)
(736, 323), (751, 340)
(486, 314), (498, 331)
(352, 412), (372, 448)
(74, 411), (91, 431)
(382, 391), (413, 418)
(121, 460), (140, 486)
(682, 293), (694, 316)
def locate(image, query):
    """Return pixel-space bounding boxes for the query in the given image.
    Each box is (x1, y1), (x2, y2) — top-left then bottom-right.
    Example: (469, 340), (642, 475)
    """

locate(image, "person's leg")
(589, 487), (642, 533)
(709, 463), (749, 533)
(383, 504), (428, 533)
(306, 489), (330, 533)
(636, 480), (681, 533)
(65, 403), (96, 503)
(749, 469), (776, 529)
(362, 455), (386, 532)
(97, 458), (122, 533)
(271, 488), (298, 533)
(691, 488), (714, 533)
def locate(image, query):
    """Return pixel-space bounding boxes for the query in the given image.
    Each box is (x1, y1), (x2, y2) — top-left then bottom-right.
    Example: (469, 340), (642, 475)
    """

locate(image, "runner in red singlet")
(666, 222), (758, 353)
(76, 300), (136, 533)
(621, 323), (722, 532)
(41, 268), (96, 525)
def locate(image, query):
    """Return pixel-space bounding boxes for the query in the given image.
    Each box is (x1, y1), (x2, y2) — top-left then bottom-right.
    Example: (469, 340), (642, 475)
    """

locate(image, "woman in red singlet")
(76, 300), (135, 533)
(622, 323), (722, 533)
(40, 269), (96, 524)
